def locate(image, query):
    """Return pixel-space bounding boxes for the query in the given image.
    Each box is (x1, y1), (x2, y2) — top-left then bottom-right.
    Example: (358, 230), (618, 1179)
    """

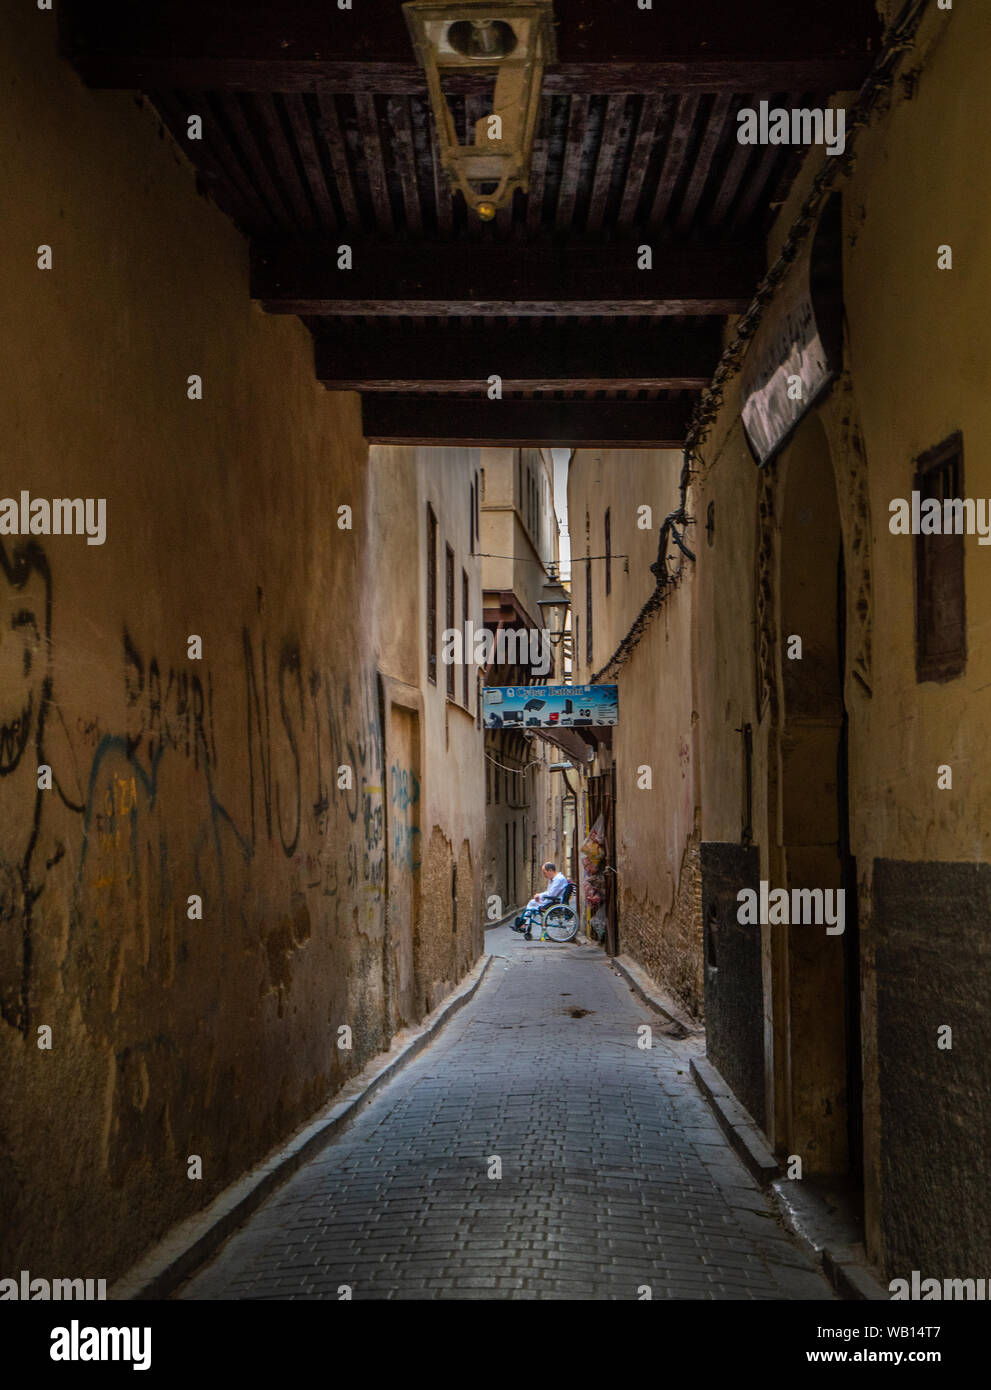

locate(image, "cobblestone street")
(182, 930), (835, 1301)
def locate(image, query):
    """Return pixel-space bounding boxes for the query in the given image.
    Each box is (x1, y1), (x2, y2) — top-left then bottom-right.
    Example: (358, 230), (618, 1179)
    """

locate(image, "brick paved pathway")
(182, 928), (835, 1300)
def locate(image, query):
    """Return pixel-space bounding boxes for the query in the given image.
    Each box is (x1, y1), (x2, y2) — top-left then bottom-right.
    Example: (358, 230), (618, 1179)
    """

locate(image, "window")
(914, 432), (966, 683)
(426, 504), (437, 683)
(605, 509), (612, 596)
(462, 569), (470, 707)
(446, 544), (455, 698)
(585, 556), (593, 665)
(469, 481), (475, 555)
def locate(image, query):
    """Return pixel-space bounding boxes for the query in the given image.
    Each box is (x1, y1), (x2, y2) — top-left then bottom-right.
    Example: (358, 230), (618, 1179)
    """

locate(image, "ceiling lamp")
(402, 2), (556, 219)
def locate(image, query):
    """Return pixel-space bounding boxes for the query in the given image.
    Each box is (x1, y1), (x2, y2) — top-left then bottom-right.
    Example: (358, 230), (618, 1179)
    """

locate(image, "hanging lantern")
(402, 2), (556, 219)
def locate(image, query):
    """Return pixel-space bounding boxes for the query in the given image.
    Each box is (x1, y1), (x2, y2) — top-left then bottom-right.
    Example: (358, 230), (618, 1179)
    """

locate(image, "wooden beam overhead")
(284, 92), (338, 233)
(252, 240), (764, 316)
(215, 92), (295, 228)
(361, 397), (692, 447)
(314, 89), (361, 228)
(586, 95), (631, 237)
(316, 325), (719, 392)
(67, 56), (878, 97)
(649, 93), (702, 230)
(616, 94), (666, 232)
(354, 94), (394, 232)
(62, 1), (880, 94)
(151, 89), (276, 231)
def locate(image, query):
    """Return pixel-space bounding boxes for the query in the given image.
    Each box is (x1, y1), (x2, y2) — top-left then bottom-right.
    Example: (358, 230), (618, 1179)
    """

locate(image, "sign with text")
(482, 684), (618, 730)
(741, 197), (843, 466)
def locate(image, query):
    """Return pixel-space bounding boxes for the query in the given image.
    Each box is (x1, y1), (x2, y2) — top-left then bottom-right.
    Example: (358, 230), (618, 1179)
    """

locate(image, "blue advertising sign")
(482, 684), (618, 730)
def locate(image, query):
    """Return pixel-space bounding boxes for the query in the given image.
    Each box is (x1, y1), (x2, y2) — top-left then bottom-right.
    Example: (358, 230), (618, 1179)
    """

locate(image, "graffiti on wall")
(0, 541), (53, 1031)
(0, 537), (398, 1038)
(390, 762), (421, 871)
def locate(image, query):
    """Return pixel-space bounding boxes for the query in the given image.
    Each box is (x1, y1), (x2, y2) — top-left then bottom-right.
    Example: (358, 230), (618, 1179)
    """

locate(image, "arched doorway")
(773, 414), (862, 1193)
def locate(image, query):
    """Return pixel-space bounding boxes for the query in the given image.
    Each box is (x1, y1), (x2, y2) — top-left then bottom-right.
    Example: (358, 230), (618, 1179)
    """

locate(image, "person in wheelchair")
(512, 861), (570, 940)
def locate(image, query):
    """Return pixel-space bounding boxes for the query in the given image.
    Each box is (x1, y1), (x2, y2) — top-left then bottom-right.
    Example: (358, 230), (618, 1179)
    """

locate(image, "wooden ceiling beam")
(66, 57), (876, 96)
(150, 90), (273, 231)
(63, 1), (879, 93)
(586, 95), (631, 236)
(616, 94), (666, 233)
(315, 325), (719, 391)
(362, 397), (692, 447)
(314, 89), (361, 228)
(251, 239), (764, 316)
(649, 93), (702, 231)
(284, 93), (338, 233)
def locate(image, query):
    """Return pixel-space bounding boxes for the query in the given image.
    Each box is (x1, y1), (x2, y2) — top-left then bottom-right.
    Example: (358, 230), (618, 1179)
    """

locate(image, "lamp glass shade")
(402, 2), (556, 216)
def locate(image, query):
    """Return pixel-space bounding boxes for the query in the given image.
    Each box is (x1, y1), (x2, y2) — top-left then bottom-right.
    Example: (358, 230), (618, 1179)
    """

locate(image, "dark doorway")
(837, 549), (863, 1186)
(776, 415), (862, 1204)
(587, 765), (618, 955)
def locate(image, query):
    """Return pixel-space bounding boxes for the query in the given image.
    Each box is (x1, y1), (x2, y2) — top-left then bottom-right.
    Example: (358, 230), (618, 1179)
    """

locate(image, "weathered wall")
(830, 4), (991, 1265)
(483, 742), (524, 914)
(483, 737), (566, 917)
(692, 0), (991, 1273)
(370, 444), (486, 1016)
(479, 447), (558, 621)
(610, 614), (703, 1017)
(568, 450), (702, 1014)
(874, 860), (991, 1276)
(480, 449), (565, 917)
(0, 15), (483, 1286)
(702, 843), (764, 1128)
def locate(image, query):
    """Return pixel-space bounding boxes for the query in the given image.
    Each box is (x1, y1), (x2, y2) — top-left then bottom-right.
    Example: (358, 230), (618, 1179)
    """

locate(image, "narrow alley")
(182, 928), (831, 1301)
(3, 0), (989, 1366)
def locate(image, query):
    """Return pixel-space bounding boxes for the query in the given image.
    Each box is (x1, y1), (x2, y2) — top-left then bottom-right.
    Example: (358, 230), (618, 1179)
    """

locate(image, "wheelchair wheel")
(542, 903), (579, 942)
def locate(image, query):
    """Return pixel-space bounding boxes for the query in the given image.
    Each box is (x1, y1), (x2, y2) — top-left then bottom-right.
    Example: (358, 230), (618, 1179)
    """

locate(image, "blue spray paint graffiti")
(389, 762), (421, 871)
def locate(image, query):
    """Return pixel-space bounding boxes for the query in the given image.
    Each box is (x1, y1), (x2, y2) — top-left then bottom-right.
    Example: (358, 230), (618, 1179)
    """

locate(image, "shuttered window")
(585, 556), (593, 665)
(427, 504), (437, 684)
(446, 544), (455, 698)
(605, 508), (612, 596)
(915, 433), (966, 683)
(462, 569), (470, 707)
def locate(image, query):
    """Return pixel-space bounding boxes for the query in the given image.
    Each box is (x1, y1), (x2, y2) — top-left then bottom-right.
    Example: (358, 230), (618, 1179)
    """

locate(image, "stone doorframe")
(377, 673), (425, 1035)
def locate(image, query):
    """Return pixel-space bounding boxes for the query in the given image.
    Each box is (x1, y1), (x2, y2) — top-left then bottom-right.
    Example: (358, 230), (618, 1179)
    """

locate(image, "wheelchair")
(512, 880), (580, 943)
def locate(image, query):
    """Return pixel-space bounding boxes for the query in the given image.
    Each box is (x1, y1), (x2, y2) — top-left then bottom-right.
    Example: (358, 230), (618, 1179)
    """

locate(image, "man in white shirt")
(513, 862), (570, 938)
